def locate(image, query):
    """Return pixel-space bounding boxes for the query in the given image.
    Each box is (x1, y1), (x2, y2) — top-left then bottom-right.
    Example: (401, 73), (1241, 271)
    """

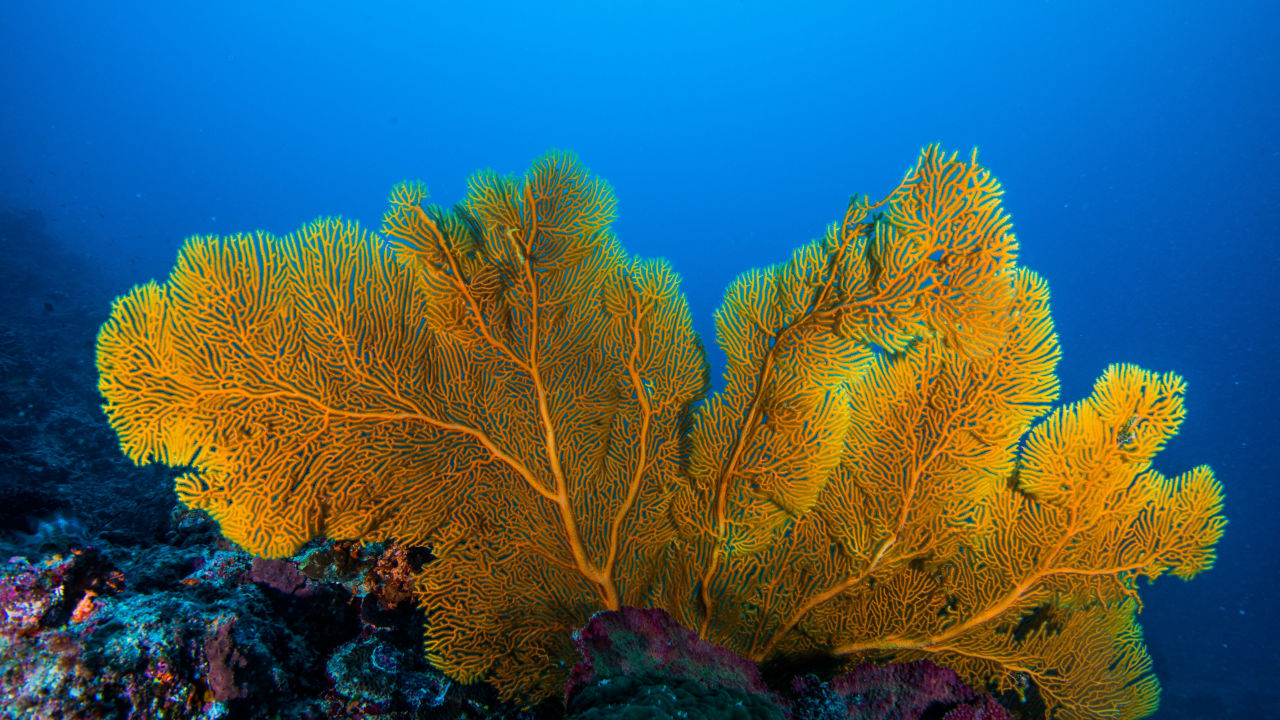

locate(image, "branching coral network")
(96, 147), (1225, 720)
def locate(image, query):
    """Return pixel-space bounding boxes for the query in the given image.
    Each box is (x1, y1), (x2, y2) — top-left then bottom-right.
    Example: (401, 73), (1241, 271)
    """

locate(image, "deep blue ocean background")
(1, 2), (1275, 717)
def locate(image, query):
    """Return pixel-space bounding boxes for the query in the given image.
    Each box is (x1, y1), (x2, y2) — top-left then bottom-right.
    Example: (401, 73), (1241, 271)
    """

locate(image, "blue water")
(2, 2), (1276, 717)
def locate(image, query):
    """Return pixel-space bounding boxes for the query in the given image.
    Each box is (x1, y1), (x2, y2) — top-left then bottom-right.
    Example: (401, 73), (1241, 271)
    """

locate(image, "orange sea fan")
(97, 147), (1223, 719)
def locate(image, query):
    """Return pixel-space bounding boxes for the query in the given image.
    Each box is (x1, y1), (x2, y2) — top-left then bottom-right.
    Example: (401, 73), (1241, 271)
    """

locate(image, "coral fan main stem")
(830, 510), (1100, 656)
(699, 206), (864, 638)
(519, 185), (619, 610)
(407, 198), (620, 608)
(602, 288), (656, 590)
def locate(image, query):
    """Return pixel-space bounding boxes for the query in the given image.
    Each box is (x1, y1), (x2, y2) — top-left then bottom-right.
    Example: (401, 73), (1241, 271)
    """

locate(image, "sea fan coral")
(97, 148), (1224, 719)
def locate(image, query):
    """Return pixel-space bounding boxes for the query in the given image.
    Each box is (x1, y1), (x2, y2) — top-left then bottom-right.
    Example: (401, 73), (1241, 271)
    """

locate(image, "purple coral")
(792, 659), (1014, 720)
(565, 608), (1013, 720)
(567, 606), (776, 703)
(565, 607), (787, 719)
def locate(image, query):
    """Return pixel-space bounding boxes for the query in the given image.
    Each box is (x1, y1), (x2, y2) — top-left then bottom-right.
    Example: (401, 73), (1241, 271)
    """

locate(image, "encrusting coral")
(96, 147), (1225, 720)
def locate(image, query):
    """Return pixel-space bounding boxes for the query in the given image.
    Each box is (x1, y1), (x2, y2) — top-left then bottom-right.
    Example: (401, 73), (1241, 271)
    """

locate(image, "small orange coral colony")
(97, 147), (1225, 720)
